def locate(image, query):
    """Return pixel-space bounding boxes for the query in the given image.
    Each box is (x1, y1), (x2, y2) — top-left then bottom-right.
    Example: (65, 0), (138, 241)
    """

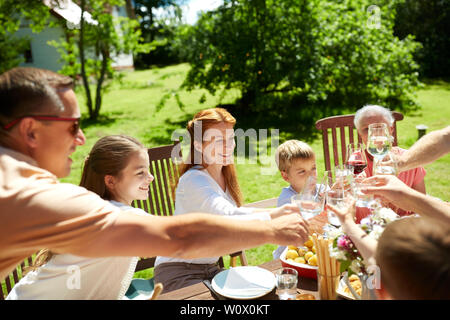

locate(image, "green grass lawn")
(62, 63), (449, 279)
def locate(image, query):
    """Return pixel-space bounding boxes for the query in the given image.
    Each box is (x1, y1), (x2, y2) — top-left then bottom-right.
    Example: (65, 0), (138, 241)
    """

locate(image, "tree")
(134, 0), (186, 42)
(394, 0), (450, 78)
(50, 0), (152, 120)
(180, 0), (422, 121)
(133, 0), (186, 67)
(0, 0), (54, 73)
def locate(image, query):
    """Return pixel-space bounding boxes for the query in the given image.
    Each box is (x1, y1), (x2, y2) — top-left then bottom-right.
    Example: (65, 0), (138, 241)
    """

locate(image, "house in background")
(16, 0), (134, 72)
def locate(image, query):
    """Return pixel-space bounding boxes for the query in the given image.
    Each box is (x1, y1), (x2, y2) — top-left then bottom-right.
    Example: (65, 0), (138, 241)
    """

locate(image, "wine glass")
(326, 190), (357, 228)
(373, 151), (398, 176)
(353, 177), (382, 223)
(326, 189), (343, 227)
(345, 143), (367, 176)
(367, 123), (392, 160)
(325, 167), (355, 227)
(291, 174), (326, 221)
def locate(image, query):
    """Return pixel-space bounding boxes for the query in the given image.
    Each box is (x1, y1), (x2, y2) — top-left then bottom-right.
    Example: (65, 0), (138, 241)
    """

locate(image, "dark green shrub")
(394, 0), (450, 78)
(180, 0), (422, 123)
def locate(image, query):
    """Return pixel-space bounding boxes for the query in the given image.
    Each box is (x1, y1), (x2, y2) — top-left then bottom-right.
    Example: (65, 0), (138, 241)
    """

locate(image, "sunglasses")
(3, 115), (81, 136)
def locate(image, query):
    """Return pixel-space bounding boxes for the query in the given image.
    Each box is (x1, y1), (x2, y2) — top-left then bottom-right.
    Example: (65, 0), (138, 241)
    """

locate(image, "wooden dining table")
(158, 211), (332, 300)
(158, 259), (320, 300)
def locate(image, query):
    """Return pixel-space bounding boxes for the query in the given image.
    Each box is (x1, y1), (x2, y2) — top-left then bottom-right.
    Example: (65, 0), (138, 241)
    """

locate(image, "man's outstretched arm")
(397, 126), (450, 172)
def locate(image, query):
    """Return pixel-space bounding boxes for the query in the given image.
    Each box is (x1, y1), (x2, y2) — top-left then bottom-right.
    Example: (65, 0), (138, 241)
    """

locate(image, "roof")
(43, 0), (98, 26)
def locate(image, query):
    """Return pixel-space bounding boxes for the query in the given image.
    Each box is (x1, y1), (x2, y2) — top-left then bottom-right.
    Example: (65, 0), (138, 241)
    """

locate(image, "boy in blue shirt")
(273, 140), (317, 259)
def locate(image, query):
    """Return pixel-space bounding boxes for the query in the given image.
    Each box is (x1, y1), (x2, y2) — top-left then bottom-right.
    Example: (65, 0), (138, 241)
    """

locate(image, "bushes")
(179, 0), (422, 124)
(394, 0), (450, 79)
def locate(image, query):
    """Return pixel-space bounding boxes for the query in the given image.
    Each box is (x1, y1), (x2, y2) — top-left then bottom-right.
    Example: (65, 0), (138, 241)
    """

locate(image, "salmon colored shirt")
(365, 148), (426, 192)
(0, 146), (122, 281)
(359, 147), (426, 219)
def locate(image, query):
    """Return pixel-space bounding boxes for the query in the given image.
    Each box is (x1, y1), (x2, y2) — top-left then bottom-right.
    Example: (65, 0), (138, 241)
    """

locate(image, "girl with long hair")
(7, 135), (154, 299)
(154, 108), (300, 293)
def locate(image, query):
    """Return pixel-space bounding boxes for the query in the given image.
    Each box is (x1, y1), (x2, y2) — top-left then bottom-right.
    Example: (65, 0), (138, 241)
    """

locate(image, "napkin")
(220, 267), (275, 296)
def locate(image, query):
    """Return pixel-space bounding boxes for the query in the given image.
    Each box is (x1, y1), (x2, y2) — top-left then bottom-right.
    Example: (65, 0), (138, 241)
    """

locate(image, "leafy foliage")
(133, 0), (187, 68)
(49, 0), (152, 120)
(0, 0), (54, 73)
(394, 0), (450, 78)
(180, 0), (422, 125)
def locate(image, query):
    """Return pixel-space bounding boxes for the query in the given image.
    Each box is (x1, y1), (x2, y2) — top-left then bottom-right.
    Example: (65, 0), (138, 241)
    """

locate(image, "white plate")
(336, 278), (357, 300)
(211, 266), (276, 300)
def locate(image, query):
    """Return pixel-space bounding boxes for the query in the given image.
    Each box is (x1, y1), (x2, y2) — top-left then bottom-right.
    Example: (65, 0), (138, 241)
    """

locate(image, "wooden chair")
(315, 112), (404, 172)
(133, 140), (182, 217)
(1, 256), (35, 300)
(243, 197), (278, 209)
(133, 140), (248, 271)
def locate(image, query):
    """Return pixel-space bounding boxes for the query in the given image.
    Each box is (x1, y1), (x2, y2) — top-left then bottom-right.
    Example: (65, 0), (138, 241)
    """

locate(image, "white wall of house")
(16, 16), (65, 72)
(111, 53), (134, 69)
(16, 6), (134, 72)
(111, 5), (134, 69)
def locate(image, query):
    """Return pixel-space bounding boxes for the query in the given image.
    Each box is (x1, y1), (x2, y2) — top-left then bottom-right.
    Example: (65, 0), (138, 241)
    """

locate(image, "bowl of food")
(280, 236), (319, 279)
(337, 274), (362, 300)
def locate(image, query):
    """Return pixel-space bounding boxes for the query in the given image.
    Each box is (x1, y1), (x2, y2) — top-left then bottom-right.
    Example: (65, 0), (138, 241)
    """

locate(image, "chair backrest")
(315, 111), (404, 172)
(132, 140), (182, 272)
(133, 140), (182, 216)
(1, 256), (35, 300)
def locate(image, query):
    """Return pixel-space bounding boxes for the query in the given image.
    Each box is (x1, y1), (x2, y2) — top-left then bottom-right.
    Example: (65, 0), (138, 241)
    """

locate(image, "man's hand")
(360, 175), (410, 209)
(270, 214), (309, 246)
(269, 203), (301, 219)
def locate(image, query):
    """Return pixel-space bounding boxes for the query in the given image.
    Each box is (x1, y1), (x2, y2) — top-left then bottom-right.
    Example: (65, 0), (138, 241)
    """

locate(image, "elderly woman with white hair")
(353, 105), (426, 217)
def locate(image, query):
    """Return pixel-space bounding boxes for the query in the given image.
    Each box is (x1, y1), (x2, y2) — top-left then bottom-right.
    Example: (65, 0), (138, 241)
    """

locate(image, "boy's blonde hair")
(275, 140), (315, 172)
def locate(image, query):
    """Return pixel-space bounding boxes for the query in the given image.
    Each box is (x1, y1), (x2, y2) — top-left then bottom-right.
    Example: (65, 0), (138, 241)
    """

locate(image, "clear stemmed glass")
(324, 166), (355, 227)
(367, 123), (392, 160)
(353, 176), (382, 222)
(326, 189), (344, 227)
(373, 151), (398, 176)
(291, 174), (327, 221)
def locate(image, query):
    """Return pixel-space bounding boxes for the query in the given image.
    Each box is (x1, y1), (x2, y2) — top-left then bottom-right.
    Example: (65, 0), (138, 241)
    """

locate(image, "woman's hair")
(376, 216), (450, 299)
(27, 135), (146, 273)
(79, 135), (146, 199)
(354, 104), (395, 130)
(177, 107), (243, 206)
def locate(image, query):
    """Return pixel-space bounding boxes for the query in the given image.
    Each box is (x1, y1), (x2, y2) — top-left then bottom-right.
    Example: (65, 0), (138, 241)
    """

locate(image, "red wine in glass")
(345, 143), (368, 175)
(346, 161), (367, 175)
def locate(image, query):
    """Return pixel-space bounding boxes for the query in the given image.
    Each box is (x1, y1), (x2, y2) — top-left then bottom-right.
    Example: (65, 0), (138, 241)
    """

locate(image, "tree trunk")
(255, 0), (266, 93)
(78, 0), (94, 119)
(149, 7), (154, 42)
(125, 0), (136, 19)
(94, 46), (109, 120)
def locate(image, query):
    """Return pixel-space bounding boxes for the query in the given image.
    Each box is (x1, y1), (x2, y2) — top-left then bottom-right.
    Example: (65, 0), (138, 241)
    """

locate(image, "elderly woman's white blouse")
(155, 166), (271, 266)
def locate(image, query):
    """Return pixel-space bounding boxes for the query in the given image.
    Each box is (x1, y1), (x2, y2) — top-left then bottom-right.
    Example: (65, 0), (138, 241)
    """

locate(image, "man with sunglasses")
(0, 67), (309, 284)
(1, 90), (84, 179)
